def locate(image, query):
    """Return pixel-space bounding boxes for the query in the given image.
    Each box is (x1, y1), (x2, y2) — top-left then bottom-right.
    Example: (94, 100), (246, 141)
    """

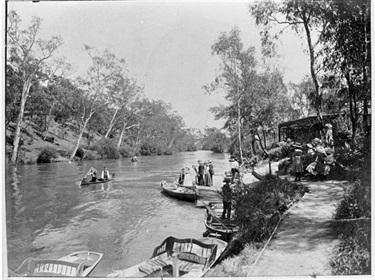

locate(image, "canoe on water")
(107, 236), (227, 278)
(9, 251), (103, 277)
(80, 173), (115, 186)
(161, 181), (197, 202)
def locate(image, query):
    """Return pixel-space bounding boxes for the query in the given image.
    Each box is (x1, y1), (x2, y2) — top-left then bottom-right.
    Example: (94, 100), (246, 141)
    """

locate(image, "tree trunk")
(302, 14), (321, 117)
(69, 118), (89, 161)
(43, 101), (56, 140)
(10, 80), (32, 165)
(116, 121), (129, 150)
(105, 107), (119, 139)
(237, 97), (243, 163)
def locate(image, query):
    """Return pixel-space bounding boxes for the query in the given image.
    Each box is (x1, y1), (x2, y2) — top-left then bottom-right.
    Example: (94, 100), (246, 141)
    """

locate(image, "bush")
(37, 147), (59, 163)
(233, 175), (307, 246)
(330, 220), (371, 275)
(84, 150), (101, 160)
(93, 138), (120, 159)
(118, 144), (133, 158)
(75, 147), (85, 158)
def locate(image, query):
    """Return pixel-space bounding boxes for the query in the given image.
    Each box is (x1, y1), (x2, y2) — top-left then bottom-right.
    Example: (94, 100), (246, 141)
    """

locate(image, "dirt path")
(247, 178), (347, 277)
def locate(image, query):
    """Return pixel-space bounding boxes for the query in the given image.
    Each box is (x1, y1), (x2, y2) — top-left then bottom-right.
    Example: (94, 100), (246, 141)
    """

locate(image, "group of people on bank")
(289, 123), (336, 181)
(188, 160), (215, 186)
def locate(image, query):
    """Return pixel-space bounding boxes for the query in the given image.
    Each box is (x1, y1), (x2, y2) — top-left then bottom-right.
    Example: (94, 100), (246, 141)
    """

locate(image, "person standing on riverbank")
(194, 160), (205, 185)
(221, 178), (232, 220)
(230, 158), (239, 183)
(291, 149), (303, 181)
(208, 160), (214, 182)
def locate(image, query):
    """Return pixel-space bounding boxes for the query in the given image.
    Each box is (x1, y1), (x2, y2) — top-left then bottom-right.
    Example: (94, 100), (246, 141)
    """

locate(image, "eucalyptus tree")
(104, 75), (142, 139)
(7, 10), (71, 165)
(69, 46), (126, 161)
(249, 0), (328, 117)
(204, 26), (258, 162)
(320, 0), (371, 143)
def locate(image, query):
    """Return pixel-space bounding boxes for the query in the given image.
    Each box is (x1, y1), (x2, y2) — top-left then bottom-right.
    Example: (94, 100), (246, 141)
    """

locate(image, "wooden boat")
(161, 181), (197, 202)
(203, 202), (239, 241)
(80, 173), (115, 186)
(107, 236), (227, 278)
(10, 251), (103, 277)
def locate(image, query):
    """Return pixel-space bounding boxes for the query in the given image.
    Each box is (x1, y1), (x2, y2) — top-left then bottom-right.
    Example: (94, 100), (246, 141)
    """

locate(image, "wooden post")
(172, 253), (180, 277)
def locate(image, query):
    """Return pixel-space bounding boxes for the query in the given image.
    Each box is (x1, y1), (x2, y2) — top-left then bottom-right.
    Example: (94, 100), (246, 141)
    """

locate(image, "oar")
(83, 167), (94, 179)
(202, 201), (231, 232)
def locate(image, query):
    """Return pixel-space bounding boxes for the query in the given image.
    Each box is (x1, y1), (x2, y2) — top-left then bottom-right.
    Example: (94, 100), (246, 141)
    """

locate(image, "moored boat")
(80, 173), (115, 186)
(161, 181), (197, 202)
(107, 236), (227, 278)
(203, 202), (239, 241)
(10, 251), (103, 277)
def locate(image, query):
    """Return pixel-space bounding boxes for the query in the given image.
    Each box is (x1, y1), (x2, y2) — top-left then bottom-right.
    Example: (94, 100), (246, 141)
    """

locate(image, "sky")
(7, 0), (311, 131)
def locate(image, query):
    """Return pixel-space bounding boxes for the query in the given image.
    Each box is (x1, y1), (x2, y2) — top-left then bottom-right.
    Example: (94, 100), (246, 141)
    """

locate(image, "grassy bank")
(205, 174), (307, 277)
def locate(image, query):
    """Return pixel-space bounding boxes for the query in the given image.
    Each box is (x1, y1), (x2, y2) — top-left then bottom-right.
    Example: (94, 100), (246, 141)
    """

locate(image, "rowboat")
(161, 181), (197, 202)
(107, 236), (227, 278)
(80, 173), (115, 186)
(203, 202), (239, 241)
(10, 251), (103, 277)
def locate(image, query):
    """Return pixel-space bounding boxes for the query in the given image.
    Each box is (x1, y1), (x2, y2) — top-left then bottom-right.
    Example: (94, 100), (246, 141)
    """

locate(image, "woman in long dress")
(203, 162), (212, 186)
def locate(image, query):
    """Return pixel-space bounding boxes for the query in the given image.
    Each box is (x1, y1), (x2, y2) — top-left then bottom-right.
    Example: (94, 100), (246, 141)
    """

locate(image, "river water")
(5, 150), (230, 276)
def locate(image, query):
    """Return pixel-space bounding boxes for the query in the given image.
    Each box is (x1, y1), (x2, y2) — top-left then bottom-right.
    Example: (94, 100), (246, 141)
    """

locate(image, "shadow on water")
(5, 151), (230, 276)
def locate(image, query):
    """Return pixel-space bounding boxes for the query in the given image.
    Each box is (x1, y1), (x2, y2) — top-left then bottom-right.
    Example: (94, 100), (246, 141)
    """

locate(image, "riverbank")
(6, 120), (102, 164)
(205, 161), (349, 277)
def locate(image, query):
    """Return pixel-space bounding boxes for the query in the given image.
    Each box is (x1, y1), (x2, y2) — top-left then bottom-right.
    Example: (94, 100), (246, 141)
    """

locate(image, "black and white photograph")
(3, 0), (371, 278)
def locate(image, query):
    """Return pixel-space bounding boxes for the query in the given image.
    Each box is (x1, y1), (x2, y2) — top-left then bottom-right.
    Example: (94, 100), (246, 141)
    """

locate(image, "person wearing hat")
(194, 160), (205, 185)
(178, 167), (185, 185)
(203, 162), (213, 186)
(230, 158), (239, 183)
(291, 149), (303, 181)
(221, 178), (232, 220)
(90, 168), (98, 182)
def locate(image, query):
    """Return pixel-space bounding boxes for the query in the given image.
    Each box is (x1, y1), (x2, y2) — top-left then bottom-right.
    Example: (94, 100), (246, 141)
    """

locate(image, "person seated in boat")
(178, 168), (185, 185)
(90, 169), (98, 182)
(101, 167), (110, 180)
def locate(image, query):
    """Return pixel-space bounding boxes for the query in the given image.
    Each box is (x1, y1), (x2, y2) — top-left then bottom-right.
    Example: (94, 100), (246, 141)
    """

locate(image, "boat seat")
(138, 257), (173, 275)
(27, 259), (84, 277)
(178, 260), (204, 272)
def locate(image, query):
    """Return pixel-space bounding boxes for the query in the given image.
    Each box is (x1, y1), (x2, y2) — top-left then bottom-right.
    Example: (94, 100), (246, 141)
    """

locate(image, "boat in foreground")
(10, 251), (103, 277)
(80, 173), (115, 186)
(161, 181), (197, 202)
(203, 202), (239, 241)
(108, 236), (227, 278)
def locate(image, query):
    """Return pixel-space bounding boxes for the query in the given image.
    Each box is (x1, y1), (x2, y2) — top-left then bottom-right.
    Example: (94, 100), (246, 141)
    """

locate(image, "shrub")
(75, 147), (85, 158)
(118, 144), (133, 158)
(84, 150), (100, 160)
(93, 138), (120, 159)
(233, 175), (307, 246)
(330, 220), (371, 275)
(37, 147), (59, 163)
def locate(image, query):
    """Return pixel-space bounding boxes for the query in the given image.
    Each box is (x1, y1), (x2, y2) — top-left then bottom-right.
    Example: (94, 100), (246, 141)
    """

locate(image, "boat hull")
(11, 251), (103, 277)
(161, 182), (197, 202)
(203, 202), (239, 241)
(80, 173), (115, 186)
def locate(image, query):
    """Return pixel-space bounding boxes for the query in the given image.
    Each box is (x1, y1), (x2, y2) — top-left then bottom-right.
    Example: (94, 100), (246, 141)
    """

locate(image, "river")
(5, 150), (230, 276)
